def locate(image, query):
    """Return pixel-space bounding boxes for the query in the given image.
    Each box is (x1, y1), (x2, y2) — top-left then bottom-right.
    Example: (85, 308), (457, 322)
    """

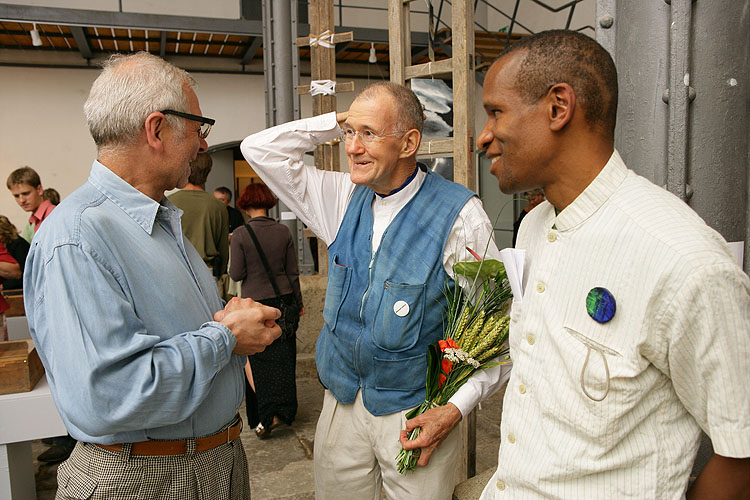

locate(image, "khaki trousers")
(314, 390), (460, 500)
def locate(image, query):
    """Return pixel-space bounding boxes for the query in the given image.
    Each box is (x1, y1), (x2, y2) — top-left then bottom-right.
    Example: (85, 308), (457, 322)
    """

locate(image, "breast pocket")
(322, 255), (352, 333)
(562, 323), (644, 441)
(371, 281), (426, 352)
(564, 326), (623, 402)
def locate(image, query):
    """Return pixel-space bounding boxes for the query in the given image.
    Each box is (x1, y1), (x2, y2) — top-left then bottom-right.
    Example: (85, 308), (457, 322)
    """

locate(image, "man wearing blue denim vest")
(242, 83), (509, 500)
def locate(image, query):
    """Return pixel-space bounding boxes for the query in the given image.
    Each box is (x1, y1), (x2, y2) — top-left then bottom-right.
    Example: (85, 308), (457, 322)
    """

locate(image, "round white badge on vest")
(393, 300), (410, 317)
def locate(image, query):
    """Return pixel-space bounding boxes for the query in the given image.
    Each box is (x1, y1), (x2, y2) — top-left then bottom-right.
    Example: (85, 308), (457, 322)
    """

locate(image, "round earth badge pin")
(586, 287), (616, 323)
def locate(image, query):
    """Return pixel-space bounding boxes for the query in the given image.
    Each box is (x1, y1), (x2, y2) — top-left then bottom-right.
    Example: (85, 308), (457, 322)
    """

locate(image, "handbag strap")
(244, 222), (282, 300)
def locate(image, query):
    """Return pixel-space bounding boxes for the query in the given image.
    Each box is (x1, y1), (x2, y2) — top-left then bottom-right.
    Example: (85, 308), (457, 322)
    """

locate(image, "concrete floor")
(32, 373), (505, 500)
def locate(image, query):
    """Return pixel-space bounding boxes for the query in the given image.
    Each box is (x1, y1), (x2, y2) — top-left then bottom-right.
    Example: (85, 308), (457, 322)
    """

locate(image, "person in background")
(24, 51), (281, 498)
(477, 29), (749, 499)
(168, 152), (229, 291)
(0, 215), (29, 291)
(511, 187), (544, 247)
(6, 166), (55, 242)
(43, 188), (61, 206)
(0, 235), (22, 341)
(214, 186), (245, 234)
(229, 182), (303, 439)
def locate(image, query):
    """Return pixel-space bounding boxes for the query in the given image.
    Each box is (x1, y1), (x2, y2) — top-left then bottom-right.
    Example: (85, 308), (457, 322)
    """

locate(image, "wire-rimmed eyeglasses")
(161, 109), (215, 139)
(339, 127), (404, 145)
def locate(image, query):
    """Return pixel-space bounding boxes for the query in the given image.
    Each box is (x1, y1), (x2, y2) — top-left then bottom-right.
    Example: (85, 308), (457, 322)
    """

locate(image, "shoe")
(254, 417), (284, 440)
(254, 423), (269, 440)
(37, 444), (73, 464)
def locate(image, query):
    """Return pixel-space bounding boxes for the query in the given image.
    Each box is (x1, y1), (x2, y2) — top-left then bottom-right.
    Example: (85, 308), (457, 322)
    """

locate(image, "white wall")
(0, 66), (266, 229)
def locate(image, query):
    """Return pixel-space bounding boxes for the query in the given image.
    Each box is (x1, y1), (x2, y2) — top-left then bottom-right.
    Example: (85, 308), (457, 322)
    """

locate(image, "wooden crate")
(0, 339), (44, 395)
(2, 291), (24, 317)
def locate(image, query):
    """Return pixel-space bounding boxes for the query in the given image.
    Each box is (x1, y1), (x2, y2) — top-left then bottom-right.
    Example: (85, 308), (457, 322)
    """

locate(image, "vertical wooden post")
(308, 0), (340, 174)
(388, 0), (410, 86)
(452, 0), (475, 191)
(388, 0), (478, 484)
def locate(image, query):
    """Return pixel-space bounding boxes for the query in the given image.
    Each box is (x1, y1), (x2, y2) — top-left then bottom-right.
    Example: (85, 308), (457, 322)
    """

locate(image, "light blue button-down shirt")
(24, 161), (245, 445)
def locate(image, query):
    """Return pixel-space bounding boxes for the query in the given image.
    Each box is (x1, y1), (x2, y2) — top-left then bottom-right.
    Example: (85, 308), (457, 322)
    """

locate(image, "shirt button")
(536, 282), (546, 293)
(507, 433), (516, 443)
(527, 333), (535, 345)
(547, 231), (557, 242)
(496, 480), (506, 491)
(519, 384), (527, 394)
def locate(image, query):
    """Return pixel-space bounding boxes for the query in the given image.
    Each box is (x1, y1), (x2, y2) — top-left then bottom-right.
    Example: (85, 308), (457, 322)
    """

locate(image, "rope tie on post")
(309, 30), (335, 48)
(310, 80), (337, 96)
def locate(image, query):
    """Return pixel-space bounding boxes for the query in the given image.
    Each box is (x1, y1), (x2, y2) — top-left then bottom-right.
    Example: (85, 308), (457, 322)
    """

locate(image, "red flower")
(439, 358), (453, 388)
(439, 338), (459, 352)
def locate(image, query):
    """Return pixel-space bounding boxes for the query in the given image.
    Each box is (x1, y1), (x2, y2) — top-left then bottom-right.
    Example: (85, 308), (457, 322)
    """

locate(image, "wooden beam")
(451, 0), (475, 191)
(308, 0), (342, 176)
(240, 36), (263, 65)
(295, 31), (352, 47)
(296, 81), (355, 95)
(417, 138), (455, 157)
(404, 58), (453, 79)
(69, 26), (92, 59)
(159, 30), (166, 58)
(387, 0), (410, 85)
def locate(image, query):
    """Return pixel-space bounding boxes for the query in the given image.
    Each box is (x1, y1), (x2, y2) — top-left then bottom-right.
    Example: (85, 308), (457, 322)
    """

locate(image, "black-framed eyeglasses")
(160, 109), (215, 139)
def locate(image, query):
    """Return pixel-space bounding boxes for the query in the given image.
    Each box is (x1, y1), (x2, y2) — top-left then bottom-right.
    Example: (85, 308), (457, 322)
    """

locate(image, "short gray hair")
(357, 82), (424, 135)
(83, 52), (196, 153)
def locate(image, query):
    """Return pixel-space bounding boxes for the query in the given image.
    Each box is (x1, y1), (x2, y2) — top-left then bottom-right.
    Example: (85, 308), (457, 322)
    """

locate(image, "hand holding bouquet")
(395, 250), (512, 474)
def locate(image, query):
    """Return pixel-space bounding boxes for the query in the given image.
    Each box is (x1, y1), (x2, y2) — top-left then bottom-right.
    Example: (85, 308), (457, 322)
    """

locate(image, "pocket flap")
(57, 461), (98, 499)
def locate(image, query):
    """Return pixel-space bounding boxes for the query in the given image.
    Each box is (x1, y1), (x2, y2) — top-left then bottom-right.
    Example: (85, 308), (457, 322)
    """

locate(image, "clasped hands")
(214, 297), (282, 355)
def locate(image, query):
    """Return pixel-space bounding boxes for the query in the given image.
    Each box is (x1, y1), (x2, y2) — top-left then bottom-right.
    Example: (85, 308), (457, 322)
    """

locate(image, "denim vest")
(316, 168), (475, 415)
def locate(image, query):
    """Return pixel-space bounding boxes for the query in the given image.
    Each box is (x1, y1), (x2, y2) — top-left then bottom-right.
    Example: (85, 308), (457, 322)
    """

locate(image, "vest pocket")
(371, 281), (426, 352)
(374, 352), (427, 391)
(323, 255), (351, 332)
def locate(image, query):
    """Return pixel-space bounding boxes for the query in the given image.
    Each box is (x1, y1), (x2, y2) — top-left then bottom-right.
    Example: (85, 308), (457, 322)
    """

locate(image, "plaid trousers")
(55, 431), (249, 499)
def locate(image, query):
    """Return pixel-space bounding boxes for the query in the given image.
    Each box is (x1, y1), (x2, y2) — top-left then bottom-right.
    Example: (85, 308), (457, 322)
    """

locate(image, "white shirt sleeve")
(241, 114), (511, 416)
(239, 111), (354, 246)
(446, 196), (513, 416)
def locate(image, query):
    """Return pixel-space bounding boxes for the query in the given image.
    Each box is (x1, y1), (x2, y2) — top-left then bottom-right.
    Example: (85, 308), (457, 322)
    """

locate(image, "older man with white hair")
(24, 52), (281, 499)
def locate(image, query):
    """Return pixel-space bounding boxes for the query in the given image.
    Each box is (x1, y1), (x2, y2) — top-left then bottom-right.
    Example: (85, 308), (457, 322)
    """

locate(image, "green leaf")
(453, 259), (507, 282)
(425, 343), (441, 401)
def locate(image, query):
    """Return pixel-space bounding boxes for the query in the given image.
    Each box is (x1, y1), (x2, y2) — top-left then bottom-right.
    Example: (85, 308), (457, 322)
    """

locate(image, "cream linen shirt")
(240, 112), (510, 416)
(481, 151), (750, 499)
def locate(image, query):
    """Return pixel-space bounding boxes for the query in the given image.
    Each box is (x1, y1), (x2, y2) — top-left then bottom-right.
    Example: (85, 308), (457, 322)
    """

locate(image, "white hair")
(83, 52), (196, 154)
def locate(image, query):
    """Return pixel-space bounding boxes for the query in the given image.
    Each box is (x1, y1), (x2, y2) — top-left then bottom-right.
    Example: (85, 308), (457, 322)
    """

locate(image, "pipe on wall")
(666, 0), (692, 202)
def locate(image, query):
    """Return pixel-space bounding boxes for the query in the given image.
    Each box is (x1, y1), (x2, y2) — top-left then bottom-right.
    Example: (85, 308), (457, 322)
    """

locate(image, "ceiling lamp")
(30, 23), (43, 46)
(369, 43), (377, 64)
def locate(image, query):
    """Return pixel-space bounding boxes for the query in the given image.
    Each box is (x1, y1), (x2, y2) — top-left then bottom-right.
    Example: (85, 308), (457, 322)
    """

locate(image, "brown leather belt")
(94, 418), (243, 456)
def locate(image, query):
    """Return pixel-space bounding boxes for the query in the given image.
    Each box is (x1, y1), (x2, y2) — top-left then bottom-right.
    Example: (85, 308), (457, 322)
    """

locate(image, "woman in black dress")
(229, 183), (303, 438)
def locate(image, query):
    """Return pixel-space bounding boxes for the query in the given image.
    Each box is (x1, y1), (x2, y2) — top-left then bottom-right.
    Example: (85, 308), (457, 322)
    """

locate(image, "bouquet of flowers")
(395, 249), (513, 474)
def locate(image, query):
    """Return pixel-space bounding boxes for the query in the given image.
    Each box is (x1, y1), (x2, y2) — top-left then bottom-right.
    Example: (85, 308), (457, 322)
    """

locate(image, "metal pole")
(271, 0), (294, 125)
(666, 0), (692, 202)
(262, 0), (301, 265)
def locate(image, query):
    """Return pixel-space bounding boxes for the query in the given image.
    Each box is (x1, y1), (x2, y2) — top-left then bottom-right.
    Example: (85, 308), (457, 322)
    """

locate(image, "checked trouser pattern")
(55, 436), (250, 499)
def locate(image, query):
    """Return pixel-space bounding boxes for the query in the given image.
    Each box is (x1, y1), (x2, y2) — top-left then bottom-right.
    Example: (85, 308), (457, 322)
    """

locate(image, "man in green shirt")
(168, 153), (229, 288)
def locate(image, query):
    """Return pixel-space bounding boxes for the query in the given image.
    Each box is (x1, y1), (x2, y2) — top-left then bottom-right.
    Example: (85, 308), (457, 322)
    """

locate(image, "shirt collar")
(372, 165), (426, 207)
(553, 150), (628, 231)
(376, 163), (421, 198)
(29, 199), (54, 225)
(87, 160), (171, 235)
